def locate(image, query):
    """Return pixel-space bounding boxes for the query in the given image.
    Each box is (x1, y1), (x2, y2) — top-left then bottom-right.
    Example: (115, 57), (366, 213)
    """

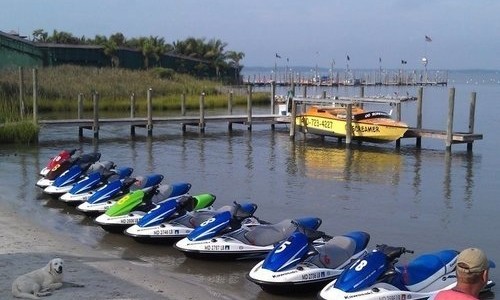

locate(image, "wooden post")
(345, 103), (353, 145)
(359, 86), (364, 109)
(77, 93), (83, 119)
(289, 98), (297, 139)
(181, 92), (186, 116)
(247, 84), (253, 130)
(32, 68), (38, 124)
(130, 93), (136, 118)
(302, 85), (307, 98)
(147, 88), (153, 136)
(270, 81), (276, 114)
(416, 87), (423, 148)
(228, 91), (233, 115)
(19, 66), (24, 119)
(467, 92), (477, 152)
(395, 102), (402, 148)
(130, 93), (136, 136)
(199, 92), (205, 133)
(322, 91), (327, 99)
(445, 87), (455, 151)
(92, 92), (99, 138)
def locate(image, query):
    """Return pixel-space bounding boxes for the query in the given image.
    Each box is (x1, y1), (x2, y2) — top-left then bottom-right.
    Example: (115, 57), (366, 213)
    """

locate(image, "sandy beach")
(0, 201), (234, 300)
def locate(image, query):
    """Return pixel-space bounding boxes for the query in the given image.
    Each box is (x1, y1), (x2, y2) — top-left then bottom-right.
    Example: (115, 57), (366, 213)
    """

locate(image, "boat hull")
(296, 110), (408, 143)
(174, 237), (274, 261)
(247, 260), (341, 294)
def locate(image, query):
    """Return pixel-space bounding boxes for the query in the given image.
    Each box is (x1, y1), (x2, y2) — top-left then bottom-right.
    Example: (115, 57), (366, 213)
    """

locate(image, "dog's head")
(47, 258), (64, 275)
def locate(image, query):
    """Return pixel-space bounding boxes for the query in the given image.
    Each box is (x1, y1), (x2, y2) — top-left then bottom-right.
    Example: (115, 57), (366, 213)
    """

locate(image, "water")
(1, 70), (499, 299)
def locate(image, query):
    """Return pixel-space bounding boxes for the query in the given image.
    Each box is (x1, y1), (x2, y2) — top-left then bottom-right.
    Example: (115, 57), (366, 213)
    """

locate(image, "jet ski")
(174, 211), (323, 261)
(43, 161), (115, 197)
(76, 174), (164, 217)
(36, 152), (101, 188)
(247, 230), (370, 294)
(59, 166), (134, 205)
(125, 200), (258, 245)
(39, 149), (79, 177)
(94, 182), (192, 233)
(318, 244), (496, 300)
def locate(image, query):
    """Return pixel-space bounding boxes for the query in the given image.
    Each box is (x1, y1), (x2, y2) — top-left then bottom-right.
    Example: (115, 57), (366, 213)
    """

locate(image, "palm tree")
(103, 41), (119, 67)
(32, 29), (48, 42)
(205, 39), (227, 78)
(225, 51), (245, 83)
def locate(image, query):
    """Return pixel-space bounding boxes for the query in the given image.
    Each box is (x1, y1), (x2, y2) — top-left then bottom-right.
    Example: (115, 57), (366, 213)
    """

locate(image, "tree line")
(31, 29), (245, 77)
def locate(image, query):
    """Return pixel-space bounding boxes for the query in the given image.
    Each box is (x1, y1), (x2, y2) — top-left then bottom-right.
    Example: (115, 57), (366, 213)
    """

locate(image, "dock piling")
(247, 85), (253, 130)
(271, 81), (276, 114)
(445, 88), (455, 150)
(199, 92), (205, 133)
(181, 92), (186, 116)
(19, 67), (24, 119)
(345, 103), (353, 145)
(32, 68), (38, 124)
(130, 93), (136, 135)
(228, 91), (233, 115)
(467, 92), (477, 152)
(92, 92), (99, 138)
(147, 88), (153, 136)
(416, 87), (423, 148)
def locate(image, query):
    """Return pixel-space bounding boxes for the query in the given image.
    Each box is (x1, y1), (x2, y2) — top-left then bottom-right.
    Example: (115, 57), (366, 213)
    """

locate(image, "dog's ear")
(45, 260), (54, 272)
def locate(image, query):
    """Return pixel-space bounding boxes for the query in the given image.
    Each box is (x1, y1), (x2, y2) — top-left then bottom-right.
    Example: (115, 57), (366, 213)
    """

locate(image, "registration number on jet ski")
(301, 272), (326, 280)
(120, 218), (139, 224)
(152, 229), (177, 235)
(204, 245), (230, 251)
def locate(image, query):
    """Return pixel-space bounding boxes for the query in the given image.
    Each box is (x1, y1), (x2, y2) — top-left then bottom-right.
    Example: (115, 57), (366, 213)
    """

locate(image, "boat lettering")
(301, 271), (326, 280)
(120, 218), (139, 224)
(343, 290), (373, 299)
(352, 125), (380, 133)
(310, 118), (334, 129)
(203, 245), (231, 251)
(377, 296), (404, 300)
(153, 229), (179, 235)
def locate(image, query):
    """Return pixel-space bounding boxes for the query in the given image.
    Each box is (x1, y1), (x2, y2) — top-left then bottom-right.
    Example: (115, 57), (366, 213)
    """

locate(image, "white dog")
(12, 258), (64, 299)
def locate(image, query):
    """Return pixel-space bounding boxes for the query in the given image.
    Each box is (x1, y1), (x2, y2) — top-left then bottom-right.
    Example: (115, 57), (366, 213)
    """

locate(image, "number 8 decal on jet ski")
(200, 217), (216, 227)
(354, 260), (367, 271)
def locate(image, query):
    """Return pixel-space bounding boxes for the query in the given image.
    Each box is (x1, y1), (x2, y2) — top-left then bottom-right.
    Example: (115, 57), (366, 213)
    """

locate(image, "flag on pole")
(425, 35), (432, 42)
(275, 53), (281, 59)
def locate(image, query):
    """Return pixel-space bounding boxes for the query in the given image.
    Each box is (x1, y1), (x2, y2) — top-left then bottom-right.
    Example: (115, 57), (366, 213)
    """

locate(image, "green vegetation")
(0, 121), (39, 144)
(31, 29), (245, 77)
(0, 65), (269, 143)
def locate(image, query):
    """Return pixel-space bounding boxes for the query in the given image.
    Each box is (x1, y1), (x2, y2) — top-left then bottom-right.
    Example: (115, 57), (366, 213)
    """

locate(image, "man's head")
(456, 248), (489, 285)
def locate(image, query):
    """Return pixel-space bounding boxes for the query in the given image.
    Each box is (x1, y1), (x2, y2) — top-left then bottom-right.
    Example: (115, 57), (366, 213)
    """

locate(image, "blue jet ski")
(175, 210), (323, 261)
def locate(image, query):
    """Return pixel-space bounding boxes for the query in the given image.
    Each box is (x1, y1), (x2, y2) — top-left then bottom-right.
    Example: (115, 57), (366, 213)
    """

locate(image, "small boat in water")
(296, 106), (408, 143)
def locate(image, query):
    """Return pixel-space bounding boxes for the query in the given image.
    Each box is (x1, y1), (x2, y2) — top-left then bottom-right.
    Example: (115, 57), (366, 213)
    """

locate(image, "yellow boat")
(296, 106), (408, 143)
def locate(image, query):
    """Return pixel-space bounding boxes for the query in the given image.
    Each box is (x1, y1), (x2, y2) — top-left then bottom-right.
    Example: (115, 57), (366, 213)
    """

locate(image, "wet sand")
(0, 201), (237, 300)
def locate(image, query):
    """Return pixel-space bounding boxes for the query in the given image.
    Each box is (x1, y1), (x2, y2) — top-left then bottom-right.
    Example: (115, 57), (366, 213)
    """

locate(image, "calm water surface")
(1, 70), (499, 299)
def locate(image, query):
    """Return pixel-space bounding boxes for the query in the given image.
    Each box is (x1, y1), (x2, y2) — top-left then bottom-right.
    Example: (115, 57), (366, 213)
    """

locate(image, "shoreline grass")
(0, 65), (270, 143)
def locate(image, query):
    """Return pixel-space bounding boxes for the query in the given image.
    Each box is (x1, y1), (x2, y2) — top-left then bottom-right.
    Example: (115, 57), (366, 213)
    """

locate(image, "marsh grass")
(0, 65), (269, 143)
(0, 65), (269, 114)
(0, 121), (39, 144)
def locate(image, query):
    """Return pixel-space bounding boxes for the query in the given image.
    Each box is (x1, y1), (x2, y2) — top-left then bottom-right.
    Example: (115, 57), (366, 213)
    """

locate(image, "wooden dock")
(28, 75), (481, 151)
(288, 87), (482, 151)
(38, 114), (288, 135)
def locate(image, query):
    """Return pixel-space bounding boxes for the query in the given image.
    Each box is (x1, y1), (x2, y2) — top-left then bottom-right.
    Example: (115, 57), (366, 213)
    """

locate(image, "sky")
(1, 0), (499, 70)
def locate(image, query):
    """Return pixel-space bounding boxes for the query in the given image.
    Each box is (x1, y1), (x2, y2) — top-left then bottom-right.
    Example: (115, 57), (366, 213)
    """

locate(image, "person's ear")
(482, 269), (489, 283)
